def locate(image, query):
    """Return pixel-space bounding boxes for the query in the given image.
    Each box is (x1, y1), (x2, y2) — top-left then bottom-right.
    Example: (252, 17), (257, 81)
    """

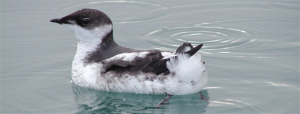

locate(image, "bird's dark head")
(50, 9), (113, 45)
(50, 8), (112, 29)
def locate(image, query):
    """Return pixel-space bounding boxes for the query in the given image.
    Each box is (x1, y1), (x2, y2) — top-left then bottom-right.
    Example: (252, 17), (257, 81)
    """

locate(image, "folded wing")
(102, 42), (203, 76)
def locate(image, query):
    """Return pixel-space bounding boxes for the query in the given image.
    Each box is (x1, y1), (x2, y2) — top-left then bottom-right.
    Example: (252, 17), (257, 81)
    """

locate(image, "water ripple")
(266, 1), (300, 12)
(143, 24), (254, 51)
(131, 17), (298, 59)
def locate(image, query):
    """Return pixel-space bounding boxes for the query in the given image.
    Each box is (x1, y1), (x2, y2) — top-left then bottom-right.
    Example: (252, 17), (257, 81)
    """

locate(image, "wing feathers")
(103, 50), (168, 75)
(175, 42), (203, 57)
(184, 44), (203, 56)
(175, 42), (193, 54)
(102, 43), (203, 75)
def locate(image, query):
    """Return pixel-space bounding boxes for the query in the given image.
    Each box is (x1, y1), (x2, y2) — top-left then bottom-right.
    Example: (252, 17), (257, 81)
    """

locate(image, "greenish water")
(1, 0), (299, 113)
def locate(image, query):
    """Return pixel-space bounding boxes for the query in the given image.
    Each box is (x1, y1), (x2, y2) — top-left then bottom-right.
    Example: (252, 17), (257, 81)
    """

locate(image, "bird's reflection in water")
(72, 83), (209, 113)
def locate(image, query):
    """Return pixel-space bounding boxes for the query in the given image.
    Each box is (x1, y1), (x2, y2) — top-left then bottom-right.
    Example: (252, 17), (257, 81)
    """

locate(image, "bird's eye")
(82, 18), (90, 25)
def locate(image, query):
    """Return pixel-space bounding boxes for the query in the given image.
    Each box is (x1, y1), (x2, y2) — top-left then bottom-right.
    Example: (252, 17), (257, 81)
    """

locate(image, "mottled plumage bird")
(50, 9), (208, 97)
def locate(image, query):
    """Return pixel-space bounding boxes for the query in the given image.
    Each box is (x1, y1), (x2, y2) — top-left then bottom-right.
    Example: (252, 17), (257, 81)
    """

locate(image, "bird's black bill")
(50, 18), (62, 24)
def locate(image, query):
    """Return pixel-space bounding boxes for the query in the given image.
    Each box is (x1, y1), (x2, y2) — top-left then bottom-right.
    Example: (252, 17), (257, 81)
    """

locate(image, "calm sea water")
(1, 0), (299, 113)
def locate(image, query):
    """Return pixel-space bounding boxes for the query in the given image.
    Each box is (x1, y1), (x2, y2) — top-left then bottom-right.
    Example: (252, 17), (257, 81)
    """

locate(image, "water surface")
(1, 0), (299, 113)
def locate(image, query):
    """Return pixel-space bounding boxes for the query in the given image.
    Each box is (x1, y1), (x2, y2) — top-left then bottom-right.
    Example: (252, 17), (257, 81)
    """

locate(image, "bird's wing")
(142, 43), (203, 75)
(101, 43), (203, 75)
(175, 42), (203, 57)
(101, 50), (169, 75)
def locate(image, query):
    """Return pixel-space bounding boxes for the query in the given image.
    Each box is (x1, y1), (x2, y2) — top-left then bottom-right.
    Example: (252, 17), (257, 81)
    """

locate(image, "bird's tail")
(165, 43), (207, 95)
(175, 42), (203, 56)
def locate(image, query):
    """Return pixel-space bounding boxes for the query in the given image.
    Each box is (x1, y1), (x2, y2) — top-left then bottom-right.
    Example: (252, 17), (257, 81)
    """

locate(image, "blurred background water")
(1, 0), (299, 113)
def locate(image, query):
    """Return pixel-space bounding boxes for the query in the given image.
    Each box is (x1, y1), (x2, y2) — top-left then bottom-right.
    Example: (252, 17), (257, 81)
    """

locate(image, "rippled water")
(1, 0), (299, 113)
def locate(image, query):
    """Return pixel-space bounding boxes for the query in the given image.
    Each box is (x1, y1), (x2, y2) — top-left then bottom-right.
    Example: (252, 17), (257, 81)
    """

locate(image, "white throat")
(64, 23), (113, 59)
(64, 24), (113, 48)
(64, 24), (113, 83)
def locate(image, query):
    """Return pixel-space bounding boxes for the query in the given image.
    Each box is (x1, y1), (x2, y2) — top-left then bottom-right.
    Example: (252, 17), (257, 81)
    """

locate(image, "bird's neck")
(72, 24), (115, 61)
(71, 25), (116, 76)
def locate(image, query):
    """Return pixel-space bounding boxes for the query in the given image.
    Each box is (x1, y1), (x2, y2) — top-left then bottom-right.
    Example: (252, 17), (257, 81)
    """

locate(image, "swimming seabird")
(50, 9), (208, 96)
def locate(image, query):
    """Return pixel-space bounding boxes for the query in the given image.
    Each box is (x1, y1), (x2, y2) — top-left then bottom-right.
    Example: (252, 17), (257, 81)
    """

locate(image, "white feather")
(165, 53), (207, 95)
(161, 52), (176, 59)
(64, 23), (112, 48)
(103, 52), (149, 62)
